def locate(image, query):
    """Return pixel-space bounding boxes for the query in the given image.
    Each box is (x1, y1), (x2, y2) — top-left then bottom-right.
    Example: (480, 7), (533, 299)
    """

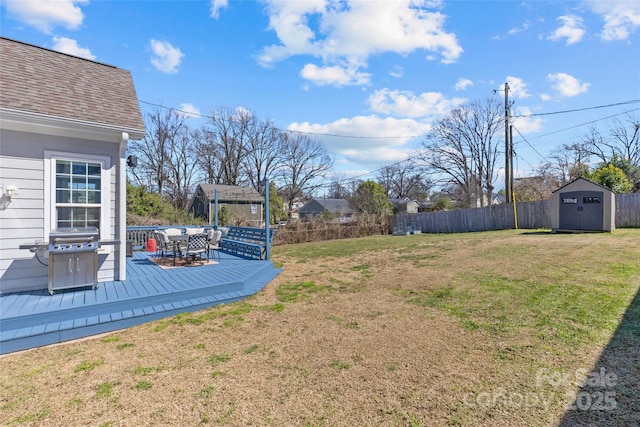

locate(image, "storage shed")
(551, 177), (615, 233)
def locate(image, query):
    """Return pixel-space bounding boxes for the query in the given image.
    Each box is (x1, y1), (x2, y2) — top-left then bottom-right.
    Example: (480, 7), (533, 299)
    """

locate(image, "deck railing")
(126, 226), (214, 249)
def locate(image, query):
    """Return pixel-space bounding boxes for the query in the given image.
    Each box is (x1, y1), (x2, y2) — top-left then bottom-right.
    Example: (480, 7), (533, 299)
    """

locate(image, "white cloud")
(367, 89), (466, 118)
(210, 0), (229, 19)
(540, 93), (552, 101)
(508, 21), (531, 36)
(300, 63), (371, 86)
(586, 0), (640, 41)
(548, 15), (586, 45)
(149, 39), (184, 74)
(258, 0), (462, 86)
(454, 78), (473, 91)
(175, 103), (201, 119)
(2, 0), (87, 34)
(51, 36), (95, 60)
(547, 72), (590, 97)
(506, 76), (531, 99)
(389, 66), (404, 79)
(511, 106), (544, 134)
(288, 115), (430, 164)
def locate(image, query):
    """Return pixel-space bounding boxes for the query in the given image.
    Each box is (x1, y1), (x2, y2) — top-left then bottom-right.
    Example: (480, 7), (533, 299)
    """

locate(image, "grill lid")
(49, 226), (99, 243)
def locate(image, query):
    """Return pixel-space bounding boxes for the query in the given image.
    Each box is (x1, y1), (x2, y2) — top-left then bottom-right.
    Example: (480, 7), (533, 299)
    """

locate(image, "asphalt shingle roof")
(0, 37), (144, 133)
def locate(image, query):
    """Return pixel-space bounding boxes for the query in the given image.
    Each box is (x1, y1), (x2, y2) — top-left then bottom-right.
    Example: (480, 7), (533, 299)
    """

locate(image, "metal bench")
(220, 226), (275, 260)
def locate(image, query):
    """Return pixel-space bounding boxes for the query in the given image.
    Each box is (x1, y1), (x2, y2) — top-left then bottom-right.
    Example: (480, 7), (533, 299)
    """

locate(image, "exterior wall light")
(5, 185), (16, 198)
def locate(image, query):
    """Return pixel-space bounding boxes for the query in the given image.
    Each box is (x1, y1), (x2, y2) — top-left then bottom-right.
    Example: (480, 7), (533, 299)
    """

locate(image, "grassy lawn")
(1, 229), (638, 426)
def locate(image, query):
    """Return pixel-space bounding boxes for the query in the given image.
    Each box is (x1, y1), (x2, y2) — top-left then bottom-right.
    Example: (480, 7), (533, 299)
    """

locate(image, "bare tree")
(325, 173), (354, 199)
(278, 132), (334, 212)
(544, 142), (592, 185)
(417, 99), (503, 208)
(242, 116), (285, 194)
(583, 113), (640, 167)
(376, 162), (432, 201)
(129, 106), (188, 195)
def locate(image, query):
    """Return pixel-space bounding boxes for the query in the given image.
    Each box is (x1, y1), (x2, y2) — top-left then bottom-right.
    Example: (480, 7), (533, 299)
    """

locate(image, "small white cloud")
(508, 21), (531, 35)
(149, 39), (184, 74)
(210, 0), (228, 19)
(511, 106), (544, 134)
(51, 36), (95, 60)
(454, 78), (473, 91)
(389, 66), (404, 79)
(367, 89), (466, 119)
(586, 0), (640, 41)
(548, 15), (586, 45)
(175, 103), (201, 119)
(300, 63), (371, 87)
(2, 0), (87, 34)
(547, 72), (590, 97)
(540, 93), (552, 101)
(506, 76), (531, 99)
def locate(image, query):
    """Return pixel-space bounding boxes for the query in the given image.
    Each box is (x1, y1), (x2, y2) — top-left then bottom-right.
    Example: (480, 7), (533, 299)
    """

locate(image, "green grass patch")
(330, 360), (352, 370)
(208, 352), (232, 366)
(132, 366), (163, 375)
(195, 385), (215, 399)
(244, 344), (259, 354)
(74, 359), (103, 373)
(101, 336), (120, 343)
(134, 380), (152, 390)
(7, 409), (50, 426)
(96, 381), (120, 398)
(116, 343), (135, 350)
(276, 280), (330, 303)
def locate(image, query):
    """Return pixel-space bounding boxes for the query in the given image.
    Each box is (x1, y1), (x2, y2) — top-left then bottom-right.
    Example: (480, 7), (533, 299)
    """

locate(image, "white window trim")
(44, 151), (111, 246)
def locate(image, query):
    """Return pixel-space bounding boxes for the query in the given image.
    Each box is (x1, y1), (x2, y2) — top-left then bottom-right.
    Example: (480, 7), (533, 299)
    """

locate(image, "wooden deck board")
(0, 251), (282, 354)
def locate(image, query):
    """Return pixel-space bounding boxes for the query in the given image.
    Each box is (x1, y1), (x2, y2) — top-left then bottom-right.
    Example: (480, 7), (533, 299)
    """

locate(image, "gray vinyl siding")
(0, 129), (120, 293)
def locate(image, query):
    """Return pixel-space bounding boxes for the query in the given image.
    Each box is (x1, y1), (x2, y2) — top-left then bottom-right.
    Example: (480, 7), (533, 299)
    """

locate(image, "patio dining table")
(167, 234), (188, 266)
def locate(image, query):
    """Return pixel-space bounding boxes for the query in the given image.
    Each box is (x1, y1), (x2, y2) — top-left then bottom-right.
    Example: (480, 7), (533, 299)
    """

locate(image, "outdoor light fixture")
(4, 185), (16, 198)
(127, 155), (138, 168)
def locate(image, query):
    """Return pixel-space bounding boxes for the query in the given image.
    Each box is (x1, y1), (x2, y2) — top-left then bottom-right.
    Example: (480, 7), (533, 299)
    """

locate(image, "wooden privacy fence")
(392, 193), (640, 234)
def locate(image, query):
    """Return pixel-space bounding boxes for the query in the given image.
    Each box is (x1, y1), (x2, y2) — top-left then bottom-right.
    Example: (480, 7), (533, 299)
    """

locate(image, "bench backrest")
(225, 226), (275, 244)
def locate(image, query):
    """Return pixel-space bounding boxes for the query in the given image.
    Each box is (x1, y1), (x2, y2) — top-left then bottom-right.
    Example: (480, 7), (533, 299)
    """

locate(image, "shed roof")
(0, 37), (144, 135)
(198, 184), (263, 203)
(552, 177), (615, 194)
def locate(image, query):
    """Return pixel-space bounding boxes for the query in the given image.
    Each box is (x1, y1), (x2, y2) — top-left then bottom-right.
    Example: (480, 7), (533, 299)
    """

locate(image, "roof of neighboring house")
(197, 184), (264, 203)
(0, 37), (144, 136)
(389, 197), (417, 206)
(301, 198), (356, 214)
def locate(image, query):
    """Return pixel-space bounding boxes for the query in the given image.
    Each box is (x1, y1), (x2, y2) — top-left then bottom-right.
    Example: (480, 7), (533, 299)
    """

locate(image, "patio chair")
(156, 230), (181, 265)
(184, 233), (208, 265)
(206, 229), (222, 260)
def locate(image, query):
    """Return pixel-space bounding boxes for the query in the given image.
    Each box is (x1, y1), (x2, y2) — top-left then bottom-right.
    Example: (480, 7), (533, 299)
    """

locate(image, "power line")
(513, 99), (640, 118)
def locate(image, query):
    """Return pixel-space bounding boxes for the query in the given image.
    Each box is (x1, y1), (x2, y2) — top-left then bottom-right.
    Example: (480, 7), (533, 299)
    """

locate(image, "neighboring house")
(390, 197), (419, 214)
(188, 184), (264, 226)
(298, 198), (356, 222)
(492, 193), (506, 205)
(0, 37), (145, 294)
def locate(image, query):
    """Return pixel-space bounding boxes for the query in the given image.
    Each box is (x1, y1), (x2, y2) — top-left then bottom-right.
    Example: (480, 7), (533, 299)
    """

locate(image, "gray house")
(0, 37), (145, 294)
(188, 184), (264, 226)
(298, 198), (356, 222)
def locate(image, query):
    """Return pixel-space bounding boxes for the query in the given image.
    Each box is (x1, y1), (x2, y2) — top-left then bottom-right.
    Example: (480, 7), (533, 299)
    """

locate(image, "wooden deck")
(0, 251), (282, 355)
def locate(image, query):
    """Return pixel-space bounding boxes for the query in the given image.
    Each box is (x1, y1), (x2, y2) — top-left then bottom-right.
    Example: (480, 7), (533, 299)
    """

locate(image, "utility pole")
(504, 82), (512, 203)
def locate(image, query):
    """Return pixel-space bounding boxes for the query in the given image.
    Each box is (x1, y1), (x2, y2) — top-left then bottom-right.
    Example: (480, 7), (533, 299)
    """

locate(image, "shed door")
(559, 191), (603, 230)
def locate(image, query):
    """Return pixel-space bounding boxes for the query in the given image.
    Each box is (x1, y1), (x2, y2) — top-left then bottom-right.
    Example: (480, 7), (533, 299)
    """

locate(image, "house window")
(45, 151), (111, 238)
(55, 160), (102, 228)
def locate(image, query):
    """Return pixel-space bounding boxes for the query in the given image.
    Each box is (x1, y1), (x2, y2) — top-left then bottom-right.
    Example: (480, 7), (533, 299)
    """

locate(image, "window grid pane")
(55, 160), (102, 229)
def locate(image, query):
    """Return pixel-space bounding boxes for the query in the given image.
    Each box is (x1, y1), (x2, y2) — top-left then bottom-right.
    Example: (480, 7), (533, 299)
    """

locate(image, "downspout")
(118, 132), (129, 281)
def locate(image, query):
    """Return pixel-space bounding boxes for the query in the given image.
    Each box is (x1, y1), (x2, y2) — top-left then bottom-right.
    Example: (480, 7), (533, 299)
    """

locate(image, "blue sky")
(2, 0), (639, 188)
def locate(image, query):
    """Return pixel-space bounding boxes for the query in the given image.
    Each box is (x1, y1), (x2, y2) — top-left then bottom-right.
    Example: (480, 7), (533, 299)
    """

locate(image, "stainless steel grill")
(48, 227), (99, 295)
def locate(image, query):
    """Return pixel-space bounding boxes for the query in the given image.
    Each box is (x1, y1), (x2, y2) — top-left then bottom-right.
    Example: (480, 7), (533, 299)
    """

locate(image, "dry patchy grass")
(1, 229), (639, 426)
